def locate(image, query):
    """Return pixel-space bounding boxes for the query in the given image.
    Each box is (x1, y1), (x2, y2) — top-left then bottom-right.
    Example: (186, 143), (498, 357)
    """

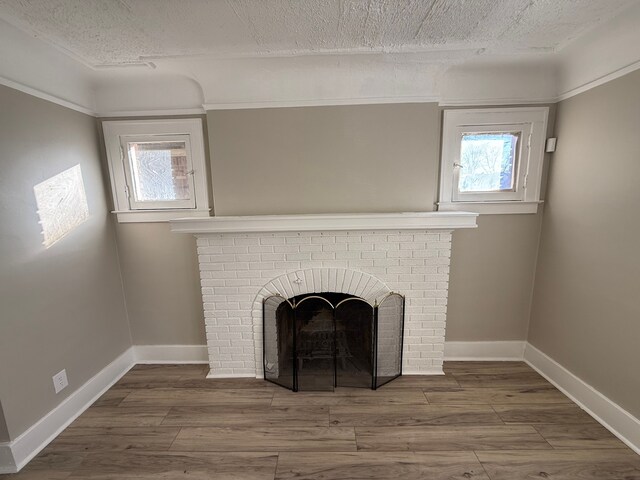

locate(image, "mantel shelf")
(170, 212), (478, 234)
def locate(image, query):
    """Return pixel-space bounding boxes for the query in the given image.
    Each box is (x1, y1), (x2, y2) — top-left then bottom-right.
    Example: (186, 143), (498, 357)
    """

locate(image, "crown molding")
(4, 57), (640, 116)
(96, 107), (206, 118)
(439, 96), (556, 107)
(556, 58), (640, 102)
(0, 75), (95, 116)
(203, 95), (440, 111)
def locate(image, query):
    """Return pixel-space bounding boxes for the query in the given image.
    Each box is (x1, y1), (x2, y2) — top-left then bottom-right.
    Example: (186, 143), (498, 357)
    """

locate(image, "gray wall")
(207, 104), (441, 215)
(114, 222), (205, 345)
(529, 70), (640, 418)
(448, 213), (544, 341)
(206, 103), (549, 342)
(0, 86), (131, 439)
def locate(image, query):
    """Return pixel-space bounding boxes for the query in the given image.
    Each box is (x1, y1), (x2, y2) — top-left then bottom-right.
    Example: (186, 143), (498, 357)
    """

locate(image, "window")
(439, 107), (548, 214)
(102, 119), (210, 222)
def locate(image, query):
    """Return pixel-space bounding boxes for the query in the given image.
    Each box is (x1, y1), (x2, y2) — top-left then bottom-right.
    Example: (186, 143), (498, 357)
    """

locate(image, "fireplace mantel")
(170, 211), (478, 234)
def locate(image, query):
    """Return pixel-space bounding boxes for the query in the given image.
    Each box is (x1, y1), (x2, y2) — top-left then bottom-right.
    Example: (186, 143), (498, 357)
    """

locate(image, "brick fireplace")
(171, 212), (477, 378)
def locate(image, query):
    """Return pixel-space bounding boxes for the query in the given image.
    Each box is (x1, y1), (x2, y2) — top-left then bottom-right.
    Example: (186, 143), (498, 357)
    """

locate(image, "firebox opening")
(263, 291), (404, 392)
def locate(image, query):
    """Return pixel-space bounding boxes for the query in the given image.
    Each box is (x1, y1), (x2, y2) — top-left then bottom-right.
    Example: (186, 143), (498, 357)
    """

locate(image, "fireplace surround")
(170, 212), (478, 378)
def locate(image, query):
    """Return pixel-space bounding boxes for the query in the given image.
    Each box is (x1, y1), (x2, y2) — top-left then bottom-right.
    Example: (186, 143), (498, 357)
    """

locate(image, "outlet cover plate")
(52, 369), (68, 394)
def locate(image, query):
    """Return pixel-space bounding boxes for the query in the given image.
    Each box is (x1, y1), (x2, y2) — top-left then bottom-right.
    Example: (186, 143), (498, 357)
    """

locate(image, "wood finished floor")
(5, 362), (639, 479)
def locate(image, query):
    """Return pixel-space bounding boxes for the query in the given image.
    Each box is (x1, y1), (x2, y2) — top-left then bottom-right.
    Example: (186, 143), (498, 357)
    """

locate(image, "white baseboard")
(524, 343), (640, 455)
(0, 347), (134, 474)
(133, 345), (208, 364)
(0, 443), (15, 475)
(206, 372), (257, 379)
(444, 341), (526, 360)
(403, 367), (445, 375)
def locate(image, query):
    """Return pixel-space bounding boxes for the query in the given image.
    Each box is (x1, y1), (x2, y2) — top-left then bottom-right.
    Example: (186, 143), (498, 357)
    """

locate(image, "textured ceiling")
(0, 0), (635, 67)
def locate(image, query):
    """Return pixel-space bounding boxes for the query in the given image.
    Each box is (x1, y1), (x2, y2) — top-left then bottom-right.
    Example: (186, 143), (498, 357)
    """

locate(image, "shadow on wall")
(0, 400), (9, 443)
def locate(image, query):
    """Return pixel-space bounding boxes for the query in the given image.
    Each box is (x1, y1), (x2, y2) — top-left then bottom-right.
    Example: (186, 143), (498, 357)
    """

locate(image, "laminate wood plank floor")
(5, 362), (639, 480)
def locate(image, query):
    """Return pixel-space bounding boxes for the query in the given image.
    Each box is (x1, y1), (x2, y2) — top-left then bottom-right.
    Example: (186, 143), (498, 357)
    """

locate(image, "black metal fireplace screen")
(263, 292), (404, 391)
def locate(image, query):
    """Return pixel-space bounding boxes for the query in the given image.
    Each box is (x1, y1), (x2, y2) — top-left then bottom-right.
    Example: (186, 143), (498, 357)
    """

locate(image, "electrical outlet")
(52, 369), (68, 394)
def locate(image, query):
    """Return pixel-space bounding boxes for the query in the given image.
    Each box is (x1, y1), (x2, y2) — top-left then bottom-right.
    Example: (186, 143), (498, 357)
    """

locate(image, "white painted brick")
(274, 261), (301, 270)
(208, 237), (235, 246)
(311, 235), (336, 244)
(414, 233), (441, 242)
(348, 243), (373, 251)
(374, 242), (399, 251)
(224, 262), (250, 271)
(335, 235), (360, 243)
(322, 243), (348, 252)
(335, 251), (361, 260)
(347, 259), (374, 267)
(361, 234), (388, 243)
(260, 237), (286, 245)
(249, 262), (275, 270)
(398, 274), (425, 282)
(200, 263), (224, 271)
(388, 234), (414, 242)
(285, 236), (311, 245)
(427, 241), (452, 249)
(273, 245), (301, 253)
(224, 279), (252, 286)
(196, 229), (451, 376)
(234, 238), (260, 246)
(198, 246), (224, 255)
(399, 258), (426, 266)
(413, 249), (438, 258)
(249, 245), (274, 253)
(322, 260), (344, 267)
(236, 253), (261, 262)
(209, 271), (238, 279)
(286, 252), (312, 261)
(259, 253), (285, 262)
(312, 252), (335, 260)
(299, 244), (323, 252)
(399, 242), (427, 250)
(372, 258), (400, 267)
(221, 246), (249, 254)
(361, 251), (387, 259)
(412, 266), (439, 274)
(387, 250), (413, 258)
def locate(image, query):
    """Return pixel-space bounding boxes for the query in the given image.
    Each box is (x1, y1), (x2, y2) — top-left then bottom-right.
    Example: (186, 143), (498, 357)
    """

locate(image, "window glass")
(459, 133), (519, 193)
(127, 141), (191, 202)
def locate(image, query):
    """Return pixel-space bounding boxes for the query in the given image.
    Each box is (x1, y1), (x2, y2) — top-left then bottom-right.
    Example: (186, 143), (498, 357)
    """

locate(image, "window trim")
(438, 107), (548, 215)
(102, 118), (210, 223)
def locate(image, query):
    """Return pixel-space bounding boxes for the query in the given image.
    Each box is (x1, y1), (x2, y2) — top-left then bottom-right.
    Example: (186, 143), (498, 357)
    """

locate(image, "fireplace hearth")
(263, 292), (404, 391)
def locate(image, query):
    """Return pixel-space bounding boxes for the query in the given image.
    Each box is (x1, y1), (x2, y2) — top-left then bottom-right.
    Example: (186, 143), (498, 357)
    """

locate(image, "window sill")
(112, 209), (212, 223)
(437, 201), (542, 215)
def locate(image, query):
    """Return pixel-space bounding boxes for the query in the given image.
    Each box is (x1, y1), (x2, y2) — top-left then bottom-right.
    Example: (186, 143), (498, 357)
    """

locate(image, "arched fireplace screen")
(263, 292), (404, 391)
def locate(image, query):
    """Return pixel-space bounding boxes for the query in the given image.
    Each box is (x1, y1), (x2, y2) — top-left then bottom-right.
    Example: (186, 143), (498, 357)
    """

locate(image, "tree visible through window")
(459, 133), (519, 193)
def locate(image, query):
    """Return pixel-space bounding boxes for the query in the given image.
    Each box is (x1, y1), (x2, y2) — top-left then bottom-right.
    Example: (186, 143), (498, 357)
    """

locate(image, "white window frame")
(102, 118), (210, 223)
(439, 107), (548, 214)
